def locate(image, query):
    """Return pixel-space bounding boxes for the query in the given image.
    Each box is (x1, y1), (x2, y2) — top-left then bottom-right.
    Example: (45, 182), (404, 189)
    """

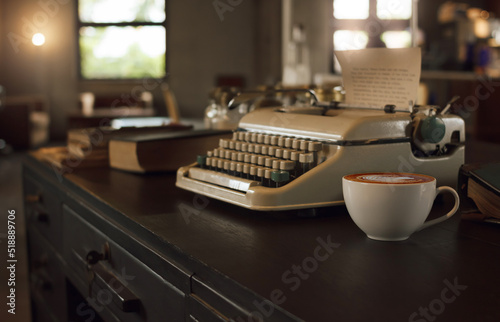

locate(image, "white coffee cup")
(342, 172), (460, 241)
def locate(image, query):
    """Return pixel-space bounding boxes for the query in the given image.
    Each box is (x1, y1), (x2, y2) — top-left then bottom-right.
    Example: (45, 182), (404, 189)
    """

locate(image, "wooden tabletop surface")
(26, 139), (500, 321)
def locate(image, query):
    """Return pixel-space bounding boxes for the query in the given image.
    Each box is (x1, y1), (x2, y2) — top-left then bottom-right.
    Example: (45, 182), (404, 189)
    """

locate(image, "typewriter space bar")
(188, 168), (262, 192)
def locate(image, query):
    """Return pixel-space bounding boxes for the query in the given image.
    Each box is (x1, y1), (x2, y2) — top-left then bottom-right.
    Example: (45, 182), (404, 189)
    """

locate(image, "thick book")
(459, 162), (500, 224)
(67, 123), (193, 166)
(108, 129), (232, 173)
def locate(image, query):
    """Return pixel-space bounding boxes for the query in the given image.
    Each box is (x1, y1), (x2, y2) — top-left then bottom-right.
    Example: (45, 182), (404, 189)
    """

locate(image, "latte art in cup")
(343, 172), (434, 184)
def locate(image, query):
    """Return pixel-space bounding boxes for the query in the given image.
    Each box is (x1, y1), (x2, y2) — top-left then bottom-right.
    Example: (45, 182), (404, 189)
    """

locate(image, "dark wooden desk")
(23, 140), (500, 321)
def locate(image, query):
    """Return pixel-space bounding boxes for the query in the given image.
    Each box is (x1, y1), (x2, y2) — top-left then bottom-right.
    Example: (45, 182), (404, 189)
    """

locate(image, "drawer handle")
(91, 262), (141, 312)
(86, 242), (110, 265)
(86, 250), (107, 265)
(35, 211), (49, 224)
(30, 255), (53, 292)
(73, 247), (140, 313)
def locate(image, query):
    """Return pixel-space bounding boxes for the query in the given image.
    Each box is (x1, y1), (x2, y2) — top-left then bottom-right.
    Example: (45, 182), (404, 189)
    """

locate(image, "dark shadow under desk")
(22, 141), (500, 321)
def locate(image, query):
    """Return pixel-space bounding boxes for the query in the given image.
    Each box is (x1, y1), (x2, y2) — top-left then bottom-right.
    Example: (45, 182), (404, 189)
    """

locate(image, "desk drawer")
(28, 229), (67, 322)
(62, 205), (185, 322)
(23, 174), (63, 251)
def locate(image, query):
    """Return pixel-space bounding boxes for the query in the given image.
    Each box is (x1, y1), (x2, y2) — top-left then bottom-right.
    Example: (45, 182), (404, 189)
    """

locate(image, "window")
(77, 0), (167, 80)
(332, 0), (412, 71)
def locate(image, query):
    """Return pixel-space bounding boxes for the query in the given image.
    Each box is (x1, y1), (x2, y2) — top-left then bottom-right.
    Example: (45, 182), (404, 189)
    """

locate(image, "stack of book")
(34, 123), (192, 172)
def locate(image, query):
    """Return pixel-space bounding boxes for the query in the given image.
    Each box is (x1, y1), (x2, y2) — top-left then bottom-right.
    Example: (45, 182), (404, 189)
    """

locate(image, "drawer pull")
(92, 262), (141, 312)
(86, 242), (110, 266)
(73, 248), (140, 313)
(86, 243), (110, 298)
(35, 211), (49, 224)
(86, 250), (106, 265)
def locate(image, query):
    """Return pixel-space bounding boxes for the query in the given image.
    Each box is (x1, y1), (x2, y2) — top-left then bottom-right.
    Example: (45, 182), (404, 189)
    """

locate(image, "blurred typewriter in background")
(176, 89), (465, 211)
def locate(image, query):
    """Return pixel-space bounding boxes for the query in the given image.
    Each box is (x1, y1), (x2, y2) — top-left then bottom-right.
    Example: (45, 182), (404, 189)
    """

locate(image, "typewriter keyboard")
(194, 130), (328, 189)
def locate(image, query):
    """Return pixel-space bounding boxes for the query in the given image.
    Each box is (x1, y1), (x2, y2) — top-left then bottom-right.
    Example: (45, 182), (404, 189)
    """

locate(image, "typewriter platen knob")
(411, 105), (463, 155)
(420, 115), (446, 144)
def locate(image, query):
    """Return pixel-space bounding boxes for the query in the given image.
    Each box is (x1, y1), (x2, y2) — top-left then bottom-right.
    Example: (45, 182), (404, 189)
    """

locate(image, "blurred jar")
(315, 88), (334, 103)
(205, 87), (246, 130)
(333, 86), (345, 102)
(203, 99), (223, 129)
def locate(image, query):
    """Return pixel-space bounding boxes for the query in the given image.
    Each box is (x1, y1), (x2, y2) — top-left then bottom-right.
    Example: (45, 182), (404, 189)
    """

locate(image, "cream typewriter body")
(176, 105), (465, 211)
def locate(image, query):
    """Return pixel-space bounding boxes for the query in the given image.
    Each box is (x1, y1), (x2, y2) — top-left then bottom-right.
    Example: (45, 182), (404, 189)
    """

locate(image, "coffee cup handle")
(417, 186), (460, 232)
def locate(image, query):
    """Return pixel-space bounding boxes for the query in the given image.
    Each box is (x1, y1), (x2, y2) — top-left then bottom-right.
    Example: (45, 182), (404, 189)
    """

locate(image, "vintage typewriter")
(176, 90), (465, 211)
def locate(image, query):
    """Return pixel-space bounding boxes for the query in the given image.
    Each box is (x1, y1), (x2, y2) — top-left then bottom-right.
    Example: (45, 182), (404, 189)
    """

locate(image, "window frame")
(330, 0), (411, 72)
(75, 0), (168, 81)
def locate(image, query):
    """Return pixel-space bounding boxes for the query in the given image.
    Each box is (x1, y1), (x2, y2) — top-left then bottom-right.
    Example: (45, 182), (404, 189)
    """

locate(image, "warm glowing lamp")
(474, 18), (490, 39)
(32, 33), (46, 46)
